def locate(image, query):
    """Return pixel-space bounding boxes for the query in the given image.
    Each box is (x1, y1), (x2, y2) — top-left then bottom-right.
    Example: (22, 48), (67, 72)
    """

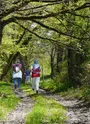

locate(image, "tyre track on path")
(0, 89), (34, 124)
(39, 89), (90, 124)
(1, 88), (90, 124)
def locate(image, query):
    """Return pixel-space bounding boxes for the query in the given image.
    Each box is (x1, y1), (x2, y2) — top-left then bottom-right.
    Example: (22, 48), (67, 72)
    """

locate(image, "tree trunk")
(0, 53), (19, 80)
(56, 47), (63, 73)
(50, 47), (55, 78)
(67, 48), (84, 86)
(0, 21), (3, 44)
(18, 54), (26, 83)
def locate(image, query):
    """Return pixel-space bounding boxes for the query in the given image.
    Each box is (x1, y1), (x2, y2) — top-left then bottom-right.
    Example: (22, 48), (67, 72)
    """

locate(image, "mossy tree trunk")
(67, 48), (85, 86)
(56, 47), (63, 73)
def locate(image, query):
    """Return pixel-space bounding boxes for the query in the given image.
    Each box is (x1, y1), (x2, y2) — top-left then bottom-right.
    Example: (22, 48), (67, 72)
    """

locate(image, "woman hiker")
(31, 60), (40, 94)
(12, 60), (22, 89)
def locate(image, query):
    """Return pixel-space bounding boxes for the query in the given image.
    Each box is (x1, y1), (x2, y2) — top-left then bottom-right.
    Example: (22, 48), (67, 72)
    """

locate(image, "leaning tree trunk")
(0, 30), (31, 81)
(0, 52), (26, 82)
(0, 53), (19, 80)
(18, 54), (26, 83)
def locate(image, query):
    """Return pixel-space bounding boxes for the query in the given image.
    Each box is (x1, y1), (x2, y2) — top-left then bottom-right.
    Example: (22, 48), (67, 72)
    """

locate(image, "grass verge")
(40, 79), (90, 103)
(0, 81), (20, 120)
(60, 85), (90, 102)
(40, 79), (71, 93)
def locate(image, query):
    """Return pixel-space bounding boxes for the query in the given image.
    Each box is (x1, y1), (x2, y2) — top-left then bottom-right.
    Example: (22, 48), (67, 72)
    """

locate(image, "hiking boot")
(14, 85), (17, 89)
(36, 90), (38, 94)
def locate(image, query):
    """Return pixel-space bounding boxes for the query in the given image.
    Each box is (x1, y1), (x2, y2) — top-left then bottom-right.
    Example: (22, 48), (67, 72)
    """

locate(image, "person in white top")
(12, 60), (22, 89)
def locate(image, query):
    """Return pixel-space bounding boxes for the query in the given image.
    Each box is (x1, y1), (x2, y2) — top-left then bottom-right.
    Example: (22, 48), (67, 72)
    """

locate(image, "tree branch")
(31, 19), (86, 40)
(66, 11), (90, 19)
(15, 21), (81, 52)
(0, 0), (31, 18)
(18, 2), (60, 11)
(28, 0), (61, 2)
(75, 2), (90, 11)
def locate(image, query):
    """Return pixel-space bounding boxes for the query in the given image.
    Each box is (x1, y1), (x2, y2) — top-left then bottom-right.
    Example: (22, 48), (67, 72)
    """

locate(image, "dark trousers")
(13, 78), (21, 88)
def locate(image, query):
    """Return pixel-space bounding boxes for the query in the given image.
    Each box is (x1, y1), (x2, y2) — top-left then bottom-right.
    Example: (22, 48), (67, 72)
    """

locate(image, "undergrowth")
(40, 79), (90, 102)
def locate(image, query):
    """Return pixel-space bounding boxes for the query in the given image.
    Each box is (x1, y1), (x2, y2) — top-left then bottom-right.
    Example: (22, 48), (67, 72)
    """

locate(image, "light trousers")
(25, 76), (30, 84)
(32, 77), (40, 91)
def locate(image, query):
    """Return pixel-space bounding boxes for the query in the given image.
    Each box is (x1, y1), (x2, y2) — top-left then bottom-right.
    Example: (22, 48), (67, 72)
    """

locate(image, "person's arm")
(30, 65), (33, 72)
(12, 64), (16, 71)
(19, 64), (22, 69)
(24, 71), (26, 76)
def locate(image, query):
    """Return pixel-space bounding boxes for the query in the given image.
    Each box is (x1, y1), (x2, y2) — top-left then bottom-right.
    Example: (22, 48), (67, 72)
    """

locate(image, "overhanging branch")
(0, 0), (31, 18)
(31, 19), (87, 40)
(15, 21), (81, 52)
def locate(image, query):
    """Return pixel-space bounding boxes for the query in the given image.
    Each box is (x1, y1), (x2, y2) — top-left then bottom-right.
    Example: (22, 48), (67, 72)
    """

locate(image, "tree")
(0, 0), (90, 86)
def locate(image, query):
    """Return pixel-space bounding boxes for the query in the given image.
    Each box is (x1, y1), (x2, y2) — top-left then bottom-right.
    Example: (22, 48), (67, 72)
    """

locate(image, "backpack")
(32, 64), (40, 77)
(13, 64), (22, 73)
(15, 66), (20, 72)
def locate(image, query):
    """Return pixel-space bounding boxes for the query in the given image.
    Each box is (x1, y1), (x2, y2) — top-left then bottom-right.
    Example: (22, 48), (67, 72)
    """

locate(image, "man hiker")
(24, 68), (30, 84)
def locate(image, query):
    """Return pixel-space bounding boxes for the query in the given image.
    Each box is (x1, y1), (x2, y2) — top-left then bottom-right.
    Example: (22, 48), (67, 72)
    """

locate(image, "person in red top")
(31, 60), (40, 94)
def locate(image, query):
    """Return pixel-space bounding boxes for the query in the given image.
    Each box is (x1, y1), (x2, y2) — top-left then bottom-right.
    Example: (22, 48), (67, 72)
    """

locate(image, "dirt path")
(1, 88), (90, 124)
(40, 89), (90, 124)
(0, 89), (34, 124)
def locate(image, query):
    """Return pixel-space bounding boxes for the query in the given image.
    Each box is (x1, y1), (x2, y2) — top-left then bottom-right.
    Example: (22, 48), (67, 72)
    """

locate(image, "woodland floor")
(0, 88), (90, 124)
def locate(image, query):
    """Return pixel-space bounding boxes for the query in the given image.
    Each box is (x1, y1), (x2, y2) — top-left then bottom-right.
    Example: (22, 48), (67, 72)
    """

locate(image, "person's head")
(26, 67), (29, 70)
(16, 59), (21, 64)
(34, 59), (38, 64)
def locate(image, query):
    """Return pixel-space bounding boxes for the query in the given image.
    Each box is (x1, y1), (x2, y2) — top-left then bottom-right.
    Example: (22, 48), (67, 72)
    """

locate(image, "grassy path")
(0, 84), (66, 124)
(0, 86), (34, 124)
(1, 83), (90, 124)
(22, 86), (67, 124)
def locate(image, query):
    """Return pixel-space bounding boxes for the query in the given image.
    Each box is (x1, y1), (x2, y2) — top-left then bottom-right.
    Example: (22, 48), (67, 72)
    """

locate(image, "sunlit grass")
(40, 78), (90, 102)
(40, 79), (57, 92)
(40, 78), (72, 93)
(21, 84), (67, 124)
(26, 96), (66, 124)
(0, 81), (20, 120)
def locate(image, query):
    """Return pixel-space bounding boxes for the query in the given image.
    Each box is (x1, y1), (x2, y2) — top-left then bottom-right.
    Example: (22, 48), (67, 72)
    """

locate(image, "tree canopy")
(0, 0), (90, 86)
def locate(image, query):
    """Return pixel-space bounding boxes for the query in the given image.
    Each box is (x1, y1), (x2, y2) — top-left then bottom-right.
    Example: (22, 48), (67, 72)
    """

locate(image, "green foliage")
(79, 85), (90, 102)
(40, 60), (72, 92)
(0, 81), (20, 119)
(40, 79), (56, 92)
(1, 0), (90, 87)
(40, 77), (90, 103)
(53, 61), (72, 92)
(60, 84), (90, 103)
(40, 77), (72, 93)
